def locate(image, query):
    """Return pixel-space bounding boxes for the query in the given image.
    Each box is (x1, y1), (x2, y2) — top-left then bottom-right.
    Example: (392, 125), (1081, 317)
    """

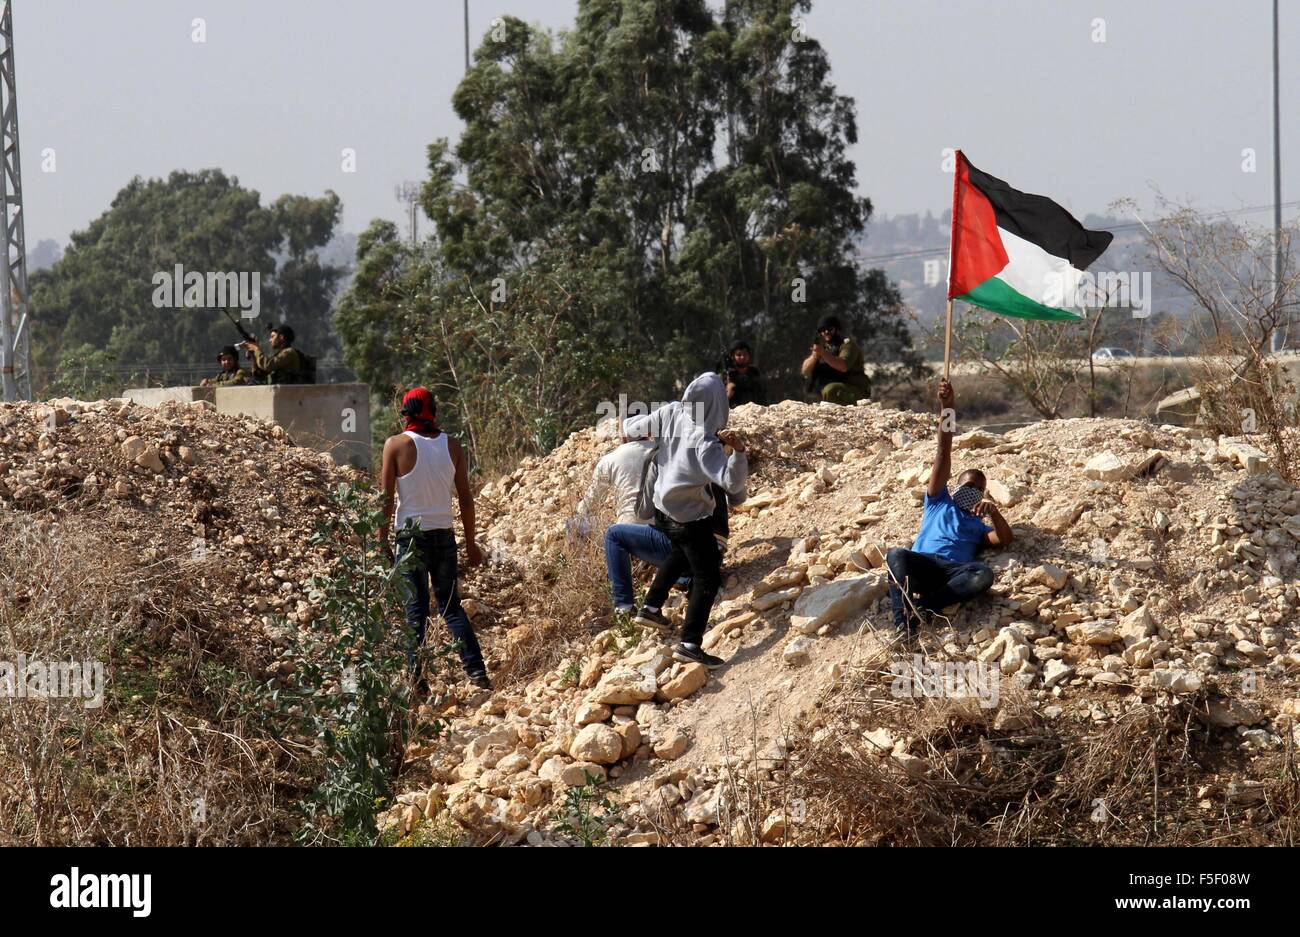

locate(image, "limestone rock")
(1198, 698), (1265, 729)
(752, 566), (807, 598)
(1034, 499), (1085, 533)
(613, 719), (641, 759)
(656, 662), (708, 701)
(1151, 669), (1202, 693)
(751, 586), (802, 612)
(783, 636), (812, 665)
(953, 429), (999, 450)
(862, 727), (895, 752)
(575, 701), (611, 726)
(1084, 448), (1161, 482)
(652, 727), (690, 760)
(569, 723), (623, 765)
(1118, 605), (1156, 644)
(1084, 450), (1128, 481)
(560, 762), (607, 787)
(1066, 620), (1118, 646)
(1042, 659), (1075, 689)
(789, 571), (888, 635)
(760, 812), (788, 843)
(1029, 563), (1068, 591)
(987, 479), (1030, 507)
(892, 751), (929, 778)
(683, 787), (722, 826)
(1218, 437), (1271, 475)
(589, 664), (658, 706)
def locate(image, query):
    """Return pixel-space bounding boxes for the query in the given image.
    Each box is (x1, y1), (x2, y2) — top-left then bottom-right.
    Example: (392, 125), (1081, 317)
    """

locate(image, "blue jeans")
(604, 523), (675, 610)
(396, 529), (485, 676)
(886, 547), (994, 632)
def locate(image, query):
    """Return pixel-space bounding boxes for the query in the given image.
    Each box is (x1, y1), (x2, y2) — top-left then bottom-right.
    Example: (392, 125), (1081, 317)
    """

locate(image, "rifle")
(717, 347), (739, 386)
(221, 308), (257, 345)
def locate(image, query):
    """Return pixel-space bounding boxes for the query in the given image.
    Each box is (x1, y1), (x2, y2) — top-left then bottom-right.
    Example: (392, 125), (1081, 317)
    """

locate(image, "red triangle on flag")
(948, 150), (1009, 299)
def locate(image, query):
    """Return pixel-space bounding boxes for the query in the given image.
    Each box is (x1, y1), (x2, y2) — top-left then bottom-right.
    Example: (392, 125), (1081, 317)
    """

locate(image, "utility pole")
(1271, 0), (1285, 352)
(724, 0), (736, 165)
(464, 0), (470, 74)
(395, 182), (420, 245)
(0, 0), (31, 401)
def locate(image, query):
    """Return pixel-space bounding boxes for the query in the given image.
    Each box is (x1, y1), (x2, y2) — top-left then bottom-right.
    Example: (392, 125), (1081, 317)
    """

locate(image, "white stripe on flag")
(994, 226), (1087, 312)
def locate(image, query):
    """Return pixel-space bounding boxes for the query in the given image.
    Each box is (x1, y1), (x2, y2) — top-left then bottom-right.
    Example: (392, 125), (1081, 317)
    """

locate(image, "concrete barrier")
(121, 386), (215, 407)
(124, 383), (372, 470)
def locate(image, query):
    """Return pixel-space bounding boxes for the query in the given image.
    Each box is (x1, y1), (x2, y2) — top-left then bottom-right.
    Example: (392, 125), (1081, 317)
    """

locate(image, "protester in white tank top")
(395, 430), (456, 532)
(380, 387), (489, 690)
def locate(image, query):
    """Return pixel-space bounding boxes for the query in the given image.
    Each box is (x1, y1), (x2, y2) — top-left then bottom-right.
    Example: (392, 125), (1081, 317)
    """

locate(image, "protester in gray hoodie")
(623, 373), (748, 669)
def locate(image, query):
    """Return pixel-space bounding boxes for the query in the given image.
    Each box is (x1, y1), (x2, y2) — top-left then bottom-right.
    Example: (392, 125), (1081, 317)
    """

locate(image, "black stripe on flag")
(964, 158), (1113, 270)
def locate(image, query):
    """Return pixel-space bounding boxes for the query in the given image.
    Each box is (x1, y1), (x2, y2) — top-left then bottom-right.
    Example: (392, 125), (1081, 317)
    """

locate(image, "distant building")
(923, 258), (944, 287)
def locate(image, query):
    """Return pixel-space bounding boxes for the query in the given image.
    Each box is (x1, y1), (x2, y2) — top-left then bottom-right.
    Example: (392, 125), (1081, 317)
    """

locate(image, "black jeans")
(886, 547), (995, 631)
(396, 529), (485, 677)
(644, 512), (722, 646)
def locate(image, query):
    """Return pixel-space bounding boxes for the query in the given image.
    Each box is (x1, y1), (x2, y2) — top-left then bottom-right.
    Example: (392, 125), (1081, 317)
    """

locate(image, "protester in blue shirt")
(887, 379), (1014, 635)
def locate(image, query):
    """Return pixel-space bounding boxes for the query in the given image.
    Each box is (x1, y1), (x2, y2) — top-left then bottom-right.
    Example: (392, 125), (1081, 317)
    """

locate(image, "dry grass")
(783, 653), (1296, 846)
(473, 533), (615, 689)
(0, 512), (293, 845)
(1196, 351), (1300, 484)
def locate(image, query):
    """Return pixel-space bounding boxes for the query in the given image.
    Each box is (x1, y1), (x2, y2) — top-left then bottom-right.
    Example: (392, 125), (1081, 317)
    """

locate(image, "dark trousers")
(396, 529), (485, 676)
(643, 513), (722, 646)
(886, 547), (994, 631)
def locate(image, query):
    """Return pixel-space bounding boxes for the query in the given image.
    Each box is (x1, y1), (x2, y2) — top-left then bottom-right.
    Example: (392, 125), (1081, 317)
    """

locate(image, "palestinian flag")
(947, 150), (1112, 321)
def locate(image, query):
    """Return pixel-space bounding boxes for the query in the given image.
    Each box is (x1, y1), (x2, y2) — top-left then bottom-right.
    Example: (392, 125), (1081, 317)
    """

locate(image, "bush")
(262, 481), (448, 845)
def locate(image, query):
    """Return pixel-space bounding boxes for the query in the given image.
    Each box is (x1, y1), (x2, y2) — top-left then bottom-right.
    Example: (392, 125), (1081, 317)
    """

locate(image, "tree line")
(33, 0), (923, 466)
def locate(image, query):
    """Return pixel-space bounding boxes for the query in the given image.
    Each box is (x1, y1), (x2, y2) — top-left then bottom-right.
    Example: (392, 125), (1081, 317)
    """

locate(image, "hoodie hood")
(682, 372), (729, 435)
(619, 373), (746, 524)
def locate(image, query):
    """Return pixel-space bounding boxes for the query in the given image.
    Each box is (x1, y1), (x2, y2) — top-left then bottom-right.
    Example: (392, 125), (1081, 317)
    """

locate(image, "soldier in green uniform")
(202, 345), (251, 387)
(242, 324), (307, 384)
(800, 315), (871, 405)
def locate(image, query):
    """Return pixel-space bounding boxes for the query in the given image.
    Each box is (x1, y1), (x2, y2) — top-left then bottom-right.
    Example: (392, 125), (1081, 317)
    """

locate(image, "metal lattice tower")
(0, 0), (31, 401)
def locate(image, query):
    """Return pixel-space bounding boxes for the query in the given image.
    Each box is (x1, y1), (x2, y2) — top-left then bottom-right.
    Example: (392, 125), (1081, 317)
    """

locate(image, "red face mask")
(401, 388), (437, 433)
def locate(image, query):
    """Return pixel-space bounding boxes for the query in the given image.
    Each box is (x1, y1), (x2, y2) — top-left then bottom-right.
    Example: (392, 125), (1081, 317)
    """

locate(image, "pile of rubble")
(0, 397), (358, 663)
(389, 400), (1300, 845)
(8, 391), (1292, 844)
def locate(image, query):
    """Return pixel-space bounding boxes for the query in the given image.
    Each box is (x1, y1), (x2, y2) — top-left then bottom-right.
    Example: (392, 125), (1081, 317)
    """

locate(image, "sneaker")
(895, 605), (933, 636)
(634, 607), (673, 633)
(672, 642), (724, 670)
(467, 671), (492, 691)
(892, 621), (920, 647)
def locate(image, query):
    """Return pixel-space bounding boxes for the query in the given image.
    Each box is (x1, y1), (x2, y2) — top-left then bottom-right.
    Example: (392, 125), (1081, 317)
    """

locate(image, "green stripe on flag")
(959, 276), (1084, 322)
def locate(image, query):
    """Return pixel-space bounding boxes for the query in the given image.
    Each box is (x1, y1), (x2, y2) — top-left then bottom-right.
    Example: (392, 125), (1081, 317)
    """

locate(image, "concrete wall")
(122, 386), (215, 407)
(124, 383), (372, 470)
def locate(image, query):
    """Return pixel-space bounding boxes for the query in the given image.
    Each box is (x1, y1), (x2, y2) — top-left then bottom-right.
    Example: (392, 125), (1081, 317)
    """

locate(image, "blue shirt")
(911, 488), (993, 564)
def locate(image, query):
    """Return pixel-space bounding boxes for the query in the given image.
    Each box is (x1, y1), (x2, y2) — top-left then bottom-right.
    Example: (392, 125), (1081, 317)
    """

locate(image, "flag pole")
(943, 298), (953, 380)
(943, 149), (962, 382)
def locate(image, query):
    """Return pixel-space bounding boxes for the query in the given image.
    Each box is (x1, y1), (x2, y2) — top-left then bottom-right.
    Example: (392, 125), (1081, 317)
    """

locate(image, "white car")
(1092, 347), (1135, 363)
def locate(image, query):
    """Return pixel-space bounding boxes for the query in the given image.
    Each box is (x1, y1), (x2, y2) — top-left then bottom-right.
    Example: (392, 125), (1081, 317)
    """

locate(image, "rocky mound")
(0, 397), (358, 652)
(7, 393), (1294, 845)
(0, 396), (361, 844)
(390, 400), (1300, 846)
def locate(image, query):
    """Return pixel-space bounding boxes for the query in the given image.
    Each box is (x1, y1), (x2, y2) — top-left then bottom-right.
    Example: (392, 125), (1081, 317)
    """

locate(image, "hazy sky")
(17, 0), (1298, 251)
